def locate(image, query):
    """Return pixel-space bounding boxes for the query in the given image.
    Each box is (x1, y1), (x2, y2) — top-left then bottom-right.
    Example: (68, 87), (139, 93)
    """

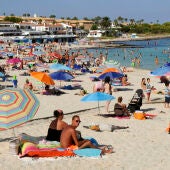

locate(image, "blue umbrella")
(81, 92), (115, 113)
(0, 72), (5, 77)
(49, 71), (74, 81)
(33, 51), (45, 56)
(49, 63), (72, 71)
(98, 72), (123, 80)
(150, 63), (170, 76)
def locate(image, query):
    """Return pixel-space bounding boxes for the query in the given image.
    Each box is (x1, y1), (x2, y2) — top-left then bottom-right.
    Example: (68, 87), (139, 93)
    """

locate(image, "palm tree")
(72, 16), (78, 20)
(117, 16), (123, 24)
(113, 19), (118, 26)
(129, 19), (135, 25)
(100, 16), (111, 30)
(49, 15), (56, 18)
(26, 13), (30, 17)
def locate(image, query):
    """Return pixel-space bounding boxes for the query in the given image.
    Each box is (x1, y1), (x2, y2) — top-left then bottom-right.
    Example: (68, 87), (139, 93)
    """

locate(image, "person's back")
(46, 109), (68, 142)
(60, 125), (75, 148)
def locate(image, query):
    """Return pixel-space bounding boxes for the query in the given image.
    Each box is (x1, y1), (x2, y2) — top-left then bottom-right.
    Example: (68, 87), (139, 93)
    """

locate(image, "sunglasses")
(75, 120), (81, 123)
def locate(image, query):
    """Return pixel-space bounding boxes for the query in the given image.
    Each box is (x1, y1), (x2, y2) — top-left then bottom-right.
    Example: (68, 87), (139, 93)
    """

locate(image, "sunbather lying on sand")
(60, 115), (113, 154)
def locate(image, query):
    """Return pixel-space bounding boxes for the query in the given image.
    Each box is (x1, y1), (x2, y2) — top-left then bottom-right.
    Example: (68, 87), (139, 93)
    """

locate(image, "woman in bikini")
(104, 76), (112, 113)
(46, 109), (68, 142)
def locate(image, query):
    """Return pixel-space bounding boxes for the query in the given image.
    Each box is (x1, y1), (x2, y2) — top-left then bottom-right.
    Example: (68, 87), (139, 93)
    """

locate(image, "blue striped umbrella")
(0, 72), (5, 77)
(0, 88), (40, 131)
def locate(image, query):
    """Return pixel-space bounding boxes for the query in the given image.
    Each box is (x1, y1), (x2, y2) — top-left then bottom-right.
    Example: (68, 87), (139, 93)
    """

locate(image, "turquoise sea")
(77, 38), (170, 71)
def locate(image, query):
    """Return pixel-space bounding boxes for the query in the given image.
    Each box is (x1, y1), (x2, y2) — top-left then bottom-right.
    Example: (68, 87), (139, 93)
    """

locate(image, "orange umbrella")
(30, 72), (55, 85)
(102, 68), (120, 74)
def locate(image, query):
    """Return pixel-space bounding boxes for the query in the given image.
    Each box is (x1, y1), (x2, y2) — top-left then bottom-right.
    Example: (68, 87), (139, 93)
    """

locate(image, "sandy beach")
(1, 61), (170, 170)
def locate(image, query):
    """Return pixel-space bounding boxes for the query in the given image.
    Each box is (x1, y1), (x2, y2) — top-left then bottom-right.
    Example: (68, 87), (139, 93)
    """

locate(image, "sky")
(0, 0), (170, 23)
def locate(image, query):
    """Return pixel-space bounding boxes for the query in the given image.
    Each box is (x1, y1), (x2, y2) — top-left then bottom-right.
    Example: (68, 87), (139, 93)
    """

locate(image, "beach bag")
(9, 138), (20, 155)
(134, 111), (146, 120)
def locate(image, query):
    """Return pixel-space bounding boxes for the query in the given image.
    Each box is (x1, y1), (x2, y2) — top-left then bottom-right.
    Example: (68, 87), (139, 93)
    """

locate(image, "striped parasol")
(0, 88), (40, 131)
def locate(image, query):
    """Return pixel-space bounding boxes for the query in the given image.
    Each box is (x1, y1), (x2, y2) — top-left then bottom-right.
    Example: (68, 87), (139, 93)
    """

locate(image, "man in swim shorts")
(60, 115), (113, 154)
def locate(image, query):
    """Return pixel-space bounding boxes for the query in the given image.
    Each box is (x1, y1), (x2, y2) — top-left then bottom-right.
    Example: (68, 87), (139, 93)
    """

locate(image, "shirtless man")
(60, 115), (113, 154)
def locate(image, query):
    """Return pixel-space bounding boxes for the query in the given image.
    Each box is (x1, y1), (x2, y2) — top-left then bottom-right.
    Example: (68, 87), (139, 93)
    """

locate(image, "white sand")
(0, 67), (170, 170)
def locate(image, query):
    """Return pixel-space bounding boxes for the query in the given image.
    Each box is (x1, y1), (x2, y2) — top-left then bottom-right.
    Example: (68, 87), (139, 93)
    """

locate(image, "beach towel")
(73, 148), (101, 158)
(19, 142), (75, 158)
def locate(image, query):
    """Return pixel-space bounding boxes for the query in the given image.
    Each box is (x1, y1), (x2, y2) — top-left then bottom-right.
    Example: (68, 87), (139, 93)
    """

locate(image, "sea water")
(75, 38), (170, 71)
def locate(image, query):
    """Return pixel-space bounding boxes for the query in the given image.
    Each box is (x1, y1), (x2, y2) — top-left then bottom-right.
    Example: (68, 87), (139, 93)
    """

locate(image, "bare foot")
(101, 145), (114, 155)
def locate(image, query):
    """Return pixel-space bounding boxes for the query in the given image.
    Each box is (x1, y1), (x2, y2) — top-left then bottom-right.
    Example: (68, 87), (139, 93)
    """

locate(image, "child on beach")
(12, 75), (18, 88)
(164, 82), (170, 108)
(146, 78), (154, 102)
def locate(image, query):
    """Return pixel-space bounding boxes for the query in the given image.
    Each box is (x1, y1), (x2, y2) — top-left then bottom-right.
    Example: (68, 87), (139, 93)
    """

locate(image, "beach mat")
(98, 114), (130, 119)
(73, 148), (101, 157)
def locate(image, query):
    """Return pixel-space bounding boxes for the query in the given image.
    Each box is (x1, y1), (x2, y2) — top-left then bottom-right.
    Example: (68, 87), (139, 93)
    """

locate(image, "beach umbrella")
(7, 58), (21, 64)
(22, 56), (35, 61)
(0, 46), (4, 50)
(6, 52), (14, 57)
(33, 51), (45, 56)
(98, 71), (124, 80)
(49, 71), (74, 81)
(0, 88), (40, 132)
(104, 60), (120, 68)
(30, 72), (55, 85)
(81, 92), (115, 113)
(49, 52), (62, 59)
(102, 68), (121, 73)
(150, 63), (170, 76)
(0, 72), (5, 77)
(49, 63), (72, 71)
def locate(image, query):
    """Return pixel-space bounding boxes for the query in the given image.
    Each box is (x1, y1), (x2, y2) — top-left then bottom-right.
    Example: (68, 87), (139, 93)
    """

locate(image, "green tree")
(92, 16), (101, 25)
(49, 15), (56, 18)
(66, 17), (70, 20)
(83, 17), (89, 20)
(113, 19), (118, 26)
(38, 19), (42, 24)
(10, 13), (15, 16)
(91, 24), (98, 30)
(100, 16), (111, 30)
(117, 16), (124, 24)
(72, 16), (78, 20)
(4, 16), (22, 23)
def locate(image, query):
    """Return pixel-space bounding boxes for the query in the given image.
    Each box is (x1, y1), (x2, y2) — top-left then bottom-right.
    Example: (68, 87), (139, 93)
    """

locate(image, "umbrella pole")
(12, 128), (16, 137)
(98, 101), (100, 114)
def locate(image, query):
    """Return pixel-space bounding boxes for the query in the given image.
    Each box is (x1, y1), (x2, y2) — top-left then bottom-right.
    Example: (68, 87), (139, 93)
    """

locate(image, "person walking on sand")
(104, 76), (112, 113)
(60, 115), (113, 154)
(164, 82), (170, 108)
(141, 78), (146, 91)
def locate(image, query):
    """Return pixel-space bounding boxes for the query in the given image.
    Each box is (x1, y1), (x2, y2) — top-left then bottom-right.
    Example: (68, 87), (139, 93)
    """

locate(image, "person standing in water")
(155, 56), (159, 65)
